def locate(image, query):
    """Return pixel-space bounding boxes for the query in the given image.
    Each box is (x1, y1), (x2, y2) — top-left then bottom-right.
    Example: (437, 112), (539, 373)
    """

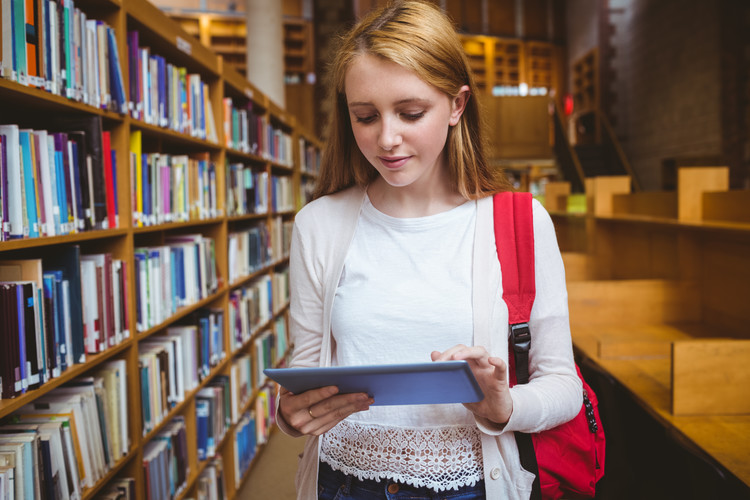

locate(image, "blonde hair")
(313, 0), (512, 200)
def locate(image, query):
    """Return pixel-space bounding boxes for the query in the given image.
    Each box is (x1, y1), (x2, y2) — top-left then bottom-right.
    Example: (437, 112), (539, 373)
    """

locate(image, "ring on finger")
(308, 408), (315, 419)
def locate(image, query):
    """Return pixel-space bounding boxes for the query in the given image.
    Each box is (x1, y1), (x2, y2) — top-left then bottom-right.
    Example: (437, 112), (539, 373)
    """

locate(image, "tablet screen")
(264, 360), (483, 406)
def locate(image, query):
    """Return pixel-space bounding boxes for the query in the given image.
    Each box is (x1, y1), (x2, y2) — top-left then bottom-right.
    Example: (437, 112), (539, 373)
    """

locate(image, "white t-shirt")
(321, 195), (484, 491)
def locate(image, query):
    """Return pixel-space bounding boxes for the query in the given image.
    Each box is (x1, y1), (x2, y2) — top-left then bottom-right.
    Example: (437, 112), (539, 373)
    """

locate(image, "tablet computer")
(264, 360), (483, 406)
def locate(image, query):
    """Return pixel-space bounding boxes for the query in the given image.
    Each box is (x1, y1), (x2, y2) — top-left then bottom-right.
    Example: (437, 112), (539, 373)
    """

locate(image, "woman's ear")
(449, 85), (471, 126)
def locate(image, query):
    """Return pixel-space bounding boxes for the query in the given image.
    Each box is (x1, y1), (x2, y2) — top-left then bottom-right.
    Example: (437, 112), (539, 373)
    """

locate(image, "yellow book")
(130, 131), (143, 227)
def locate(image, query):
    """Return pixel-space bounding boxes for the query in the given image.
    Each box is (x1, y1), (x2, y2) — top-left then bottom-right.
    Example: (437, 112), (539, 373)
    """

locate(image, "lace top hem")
(320, 420), (484, 492)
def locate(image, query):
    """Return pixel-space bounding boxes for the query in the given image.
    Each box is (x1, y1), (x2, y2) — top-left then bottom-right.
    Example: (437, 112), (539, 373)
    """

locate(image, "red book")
(102, 131), (116, 228)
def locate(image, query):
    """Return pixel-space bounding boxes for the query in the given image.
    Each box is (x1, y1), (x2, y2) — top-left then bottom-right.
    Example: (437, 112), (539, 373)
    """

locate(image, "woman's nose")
(377, 117), (403, 151)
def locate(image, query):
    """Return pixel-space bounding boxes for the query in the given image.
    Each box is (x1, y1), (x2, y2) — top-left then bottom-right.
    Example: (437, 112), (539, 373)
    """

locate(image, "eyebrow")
(348, 97), (432, 108)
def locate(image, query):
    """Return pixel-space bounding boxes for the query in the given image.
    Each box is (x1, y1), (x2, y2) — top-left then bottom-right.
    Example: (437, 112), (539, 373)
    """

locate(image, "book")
(43, 245), (85, 364)
(0, 125), (24, 239)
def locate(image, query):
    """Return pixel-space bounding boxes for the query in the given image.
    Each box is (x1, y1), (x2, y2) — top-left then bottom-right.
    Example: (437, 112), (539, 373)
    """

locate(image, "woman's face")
(344, 54), (468, 191)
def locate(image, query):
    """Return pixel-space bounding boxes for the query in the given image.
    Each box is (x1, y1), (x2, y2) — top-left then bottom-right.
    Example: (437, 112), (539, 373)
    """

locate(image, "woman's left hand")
(431, 345), (513, 426)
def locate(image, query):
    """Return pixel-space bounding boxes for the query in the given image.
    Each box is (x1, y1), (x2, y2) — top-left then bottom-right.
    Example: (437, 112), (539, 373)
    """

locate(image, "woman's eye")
(402, 111), (425, 121)
(355, 115), (377, 124)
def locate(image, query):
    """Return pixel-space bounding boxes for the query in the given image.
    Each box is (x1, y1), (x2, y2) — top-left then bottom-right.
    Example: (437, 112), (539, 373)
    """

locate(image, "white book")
(32, 130), (55, 237)
(111, 260), (121, 344)
(44, 135), (62, 236)
(2, 422), (70, 500)
(0, 443), (25, 500)
(46, 385), (106, 482)
(85, 20), (99, 109)
(0, 125), (23, 239)
(79, 259), (98, 354)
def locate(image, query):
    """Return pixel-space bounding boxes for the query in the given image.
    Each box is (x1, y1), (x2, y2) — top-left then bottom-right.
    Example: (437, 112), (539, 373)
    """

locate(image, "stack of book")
(142, 417), (189, 500)
(130, 132), (219, 226)
(0, 0), (127, 113)
(229, 354), (252, 425)
(133, 234), (219, 332)
(298, 137), (321, 176)
(227, 223), (271, 283)
(270, 175), (294, 213)
(0, 118), (119, 241)
(0, 361), (129, 498)
(127, 31), (217, 143)
(225, 161), (268, 216)
(194, 457), (226, 500)
(221, 98), (263, 155)
(139, 308), (226, 435)
(0, 250), (129, 400)
(196, 375), (230, 462)
(227, 275), (272, 353)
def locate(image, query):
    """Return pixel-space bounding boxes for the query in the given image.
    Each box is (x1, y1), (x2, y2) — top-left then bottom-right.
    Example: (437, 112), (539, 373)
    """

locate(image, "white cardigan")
(276, 185), (581, 500)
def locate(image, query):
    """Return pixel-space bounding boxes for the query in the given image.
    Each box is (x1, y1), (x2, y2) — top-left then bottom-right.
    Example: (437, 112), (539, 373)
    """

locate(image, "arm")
(435, 201), (581, 434)
(276, 214), (372, 437)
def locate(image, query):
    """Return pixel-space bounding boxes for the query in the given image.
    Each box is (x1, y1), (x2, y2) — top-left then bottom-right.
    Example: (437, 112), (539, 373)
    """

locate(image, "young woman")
(276, 1), (582, 498)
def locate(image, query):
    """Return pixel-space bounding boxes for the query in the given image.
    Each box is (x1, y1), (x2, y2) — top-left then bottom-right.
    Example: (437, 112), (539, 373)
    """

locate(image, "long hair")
(313, 0), (512, 200)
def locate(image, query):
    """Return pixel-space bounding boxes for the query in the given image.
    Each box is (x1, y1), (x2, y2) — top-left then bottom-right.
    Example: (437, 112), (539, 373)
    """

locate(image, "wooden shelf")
(0, 1), (323, 499)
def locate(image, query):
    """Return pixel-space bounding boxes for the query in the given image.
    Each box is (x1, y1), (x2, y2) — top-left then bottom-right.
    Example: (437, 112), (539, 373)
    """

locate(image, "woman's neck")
(367, 177), (466, 218)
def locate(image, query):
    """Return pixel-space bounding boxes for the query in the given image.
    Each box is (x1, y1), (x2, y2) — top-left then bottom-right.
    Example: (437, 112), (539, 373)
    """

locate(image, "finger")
(431, 344), (470, 361)
(303, 394), (373, 436)
(286, 385), (339, 413)
(446, 346), (490, 362)
(488, 356), (508, 380)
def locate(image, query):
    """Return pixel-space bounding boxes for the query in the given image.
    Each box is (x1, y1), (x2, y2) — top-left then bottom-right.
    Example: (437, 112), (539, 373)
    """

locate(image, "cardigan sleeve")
(477, 200), (582, 435)
(275, 209), (326, 437)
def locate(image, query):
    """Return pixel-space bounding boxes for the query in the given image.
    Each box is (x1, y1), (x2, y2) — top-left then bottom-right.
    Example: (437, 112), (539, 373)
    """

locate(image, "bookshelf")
(0, 0), (320, 498)
(166, 12), (315, 79)
(458, 34), (562, 99)
(571, 48), (600, 144)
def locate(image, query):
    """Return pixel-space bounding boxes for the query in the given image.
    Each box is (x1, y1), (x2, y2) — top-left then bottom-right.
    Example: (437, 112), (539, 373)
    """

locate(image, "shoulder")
(296, 185), (365, 225)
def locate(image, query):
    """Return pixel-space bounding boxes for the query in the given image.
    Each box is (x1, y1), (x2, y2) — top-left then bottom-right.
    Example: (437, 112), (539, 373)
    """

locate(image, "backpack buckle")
(511, 323), (531, 353)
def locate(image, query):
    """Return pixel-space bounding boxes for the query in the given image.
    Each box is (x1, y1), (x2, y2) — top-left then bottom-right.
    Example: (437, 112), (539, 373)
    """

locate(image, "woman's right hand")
(278, 385), (374, 436)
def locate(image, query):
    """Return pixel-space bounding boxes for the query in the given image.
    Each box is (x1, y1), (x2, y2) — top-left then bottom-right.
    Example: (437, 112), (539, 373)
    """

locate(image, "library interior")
(0, 0), (749, 499)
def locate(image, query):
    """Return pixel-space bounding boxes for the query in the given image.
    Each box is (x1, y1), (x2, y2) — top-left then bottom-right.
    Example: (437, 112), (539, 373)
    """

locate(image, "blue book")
(43, 0), (52, 89)
(110, 149), (118, 223)
(169, 250), (177, 313)
(18, 131), (39, 238)
(43, 245), (84, 364)
(199, 316), (210, 377)
(195, 398), (209, 461)
(41, 272), (56, 381)
(141, 364), (151, 431)
(175, 247), (184, 306)
(52, 134), (69, 234)
(106, 27), (126, 114)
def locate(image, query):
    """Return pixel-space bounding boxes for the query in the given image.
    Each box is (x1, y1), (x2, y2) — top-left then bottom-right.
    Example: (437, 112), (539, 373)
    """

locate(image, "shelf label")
(176, 36), (193, 56)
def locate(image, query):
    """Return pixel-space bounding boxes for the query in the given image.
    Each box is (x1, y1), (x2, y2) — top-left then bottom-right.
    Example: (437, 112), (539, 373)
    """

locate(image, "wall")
(611, 0), (723, 190)
(565, 0), (598, 84)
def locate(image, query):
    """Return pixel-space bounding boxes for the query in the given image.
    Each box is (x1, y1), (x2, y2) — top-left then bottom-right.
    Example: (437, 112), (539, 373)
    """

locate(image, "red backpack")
(493, 191), (606, 500)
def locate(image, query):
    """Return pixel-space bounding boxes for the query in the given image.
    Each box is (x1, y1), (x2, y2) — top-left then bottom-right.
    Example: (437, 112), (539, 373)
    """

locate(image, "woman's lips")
(378, 156), (411, 169)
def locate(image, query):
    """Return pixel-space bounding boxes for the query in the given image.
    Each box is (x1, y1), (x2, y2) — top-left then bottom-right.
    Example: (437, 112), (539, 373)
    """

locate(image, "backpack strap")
(493, 191), (536, 383)
(493, 191), (542, 500)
